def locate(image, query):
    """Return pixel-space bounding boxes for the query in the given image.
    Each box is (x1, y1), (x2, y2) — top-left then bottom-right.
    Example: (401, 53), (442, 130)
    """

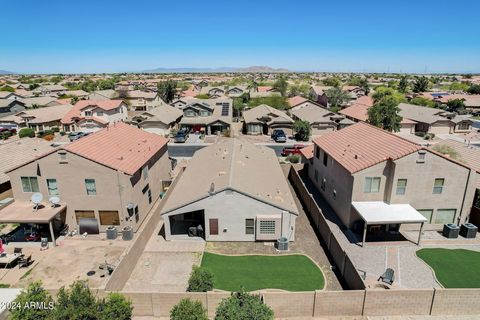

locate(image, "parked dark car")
(271, 129), (287, 143)
(174, 128), (189, 143)
(281, 144), (306, 156)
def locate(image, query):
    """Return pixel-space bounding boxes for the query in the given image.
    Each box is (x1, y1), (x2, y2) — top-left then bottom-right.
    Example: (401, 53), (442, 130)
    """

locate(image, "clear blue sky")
(1, 0), (479, 74)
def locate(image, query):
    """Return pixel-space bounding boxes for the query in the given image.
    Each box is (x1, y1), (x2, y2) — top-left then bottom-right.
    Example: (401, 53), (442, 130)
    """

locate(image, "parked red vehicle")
(281, 144), (306, 156)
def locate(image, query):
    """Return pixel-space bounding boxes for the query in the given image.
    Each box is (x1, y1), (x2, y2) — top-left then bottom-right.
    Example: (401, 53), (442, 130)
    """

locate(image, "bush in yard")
(9, 281), (55, 320)
(286, 154), (300, 163)
(19, 127), (35, 138)
(215, 290), (274, 320)
(98, 293), (133, 320)
(293, 120), (311, 141)
(170, 298), (208, 320)
(51, 126), (60, 132)
(59, 131), (66, 136)
(187, 266), (214, 292)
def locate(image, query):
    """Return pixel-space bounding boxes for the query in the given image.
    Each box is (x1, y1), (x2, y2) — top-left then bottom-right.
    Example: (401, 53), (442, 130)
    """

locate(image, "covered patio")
(0, 201), (66, 247)
(352, 201), (427, 247)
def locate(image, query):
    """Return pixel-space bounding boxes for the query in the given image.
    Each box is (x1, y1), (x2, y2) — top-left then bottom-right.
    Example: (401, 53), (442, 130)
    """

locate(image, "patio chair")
(378, 268), (395, 285)
(13, 247), (23, 255)
(18, 255), (32, 268)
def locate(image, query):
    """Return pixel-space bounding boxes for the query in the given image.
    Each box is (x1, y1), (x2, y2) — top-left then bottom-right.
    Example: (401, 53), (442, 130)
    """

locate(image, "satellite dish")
(49, 196), (60, 207)
(31, 193), (43, 212)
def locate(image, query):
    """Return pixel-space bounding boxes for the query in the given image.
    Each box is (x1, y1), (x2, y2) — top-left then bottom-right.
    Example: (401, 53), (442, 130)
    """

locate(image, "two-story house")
(125, 90), (165, 111)
(177, 98), (232, 135)
(2, 123), (171, 244)
(305, 123), (478, 244)
(61, 100), (128, 132)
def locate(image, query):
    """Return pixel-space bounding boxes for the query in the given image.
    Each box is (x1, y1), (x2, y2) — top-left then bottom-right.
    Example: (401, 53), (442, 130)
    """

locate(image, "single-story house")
(242, 104), (294, 135)
(0, 99), (26, 116)
(130, 104), (183, 136)
(0, 104), (73, 132)
(161, 139), (298, 241)
(291, 104), (353, 136)
(20, 96), (61, 109)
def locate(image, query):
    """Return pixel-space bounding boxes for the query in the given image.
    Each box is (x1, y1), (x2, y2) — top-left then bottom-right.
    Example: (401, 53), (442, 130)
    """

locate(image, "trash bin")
(122, 226), (133, 241)
(442, 223), (459, 239)
(276, 237), (289, 251)
(460, 223), (478, 238)
(106, 226), (118, 240)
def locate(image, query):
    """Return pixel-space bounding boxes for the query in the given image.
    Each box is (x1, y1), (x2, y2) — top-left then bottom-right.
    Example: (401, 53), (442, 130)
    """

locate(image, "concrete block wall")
(263, 292), (315, 318)
(152, 292), (207, 317)
(430, 289), (480, 315)
(206, 292), (231, 318)
(314, 290), (364, 316)
(363, 289), (434, 316)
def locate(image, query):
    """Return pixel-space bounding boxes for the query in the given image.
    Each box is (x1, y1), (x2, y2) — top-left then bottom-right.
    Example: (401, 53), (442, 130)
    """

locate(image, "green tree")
(9, 281), (54, 320)
(446, 98), (466, 113)
(412, 76), (429, 93)
(273, 77), (288, 96)
(158, 80), (178, 103)
(247, 80), (258, 92)
(170, 298), (208, 320)
(372, 86), (405, 104)
(287, 83), (310, 97)
(215, 291), (274, 320)
(98, 293), (133, 320)
(19, 128), (35, 138)
(467, 84), (480, 94)
(97, 79), (116, 90)
(70, 96), (79, 105)
(324, 87), (350, 108)
(348, 76), (370, 95)
(367, 96), (402, 132)
(53, 280), (98, 320)
(293, 120), (311, 141)
(398, 76), (409, 93)
(187, 266), (214, 292)
(321, 76), (341, 87)
(449, 82), (470, 92)
(409, 96), (436, 108)
(247, 96), (288, 110)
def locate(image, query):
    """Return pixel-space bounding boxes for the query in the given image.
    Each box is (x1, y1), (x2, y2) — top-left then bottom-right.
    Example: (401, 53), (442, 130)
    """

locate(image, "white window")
(396, 179), (407, 195)
(435, 209), (456, 224)
(142, 165), (149, 180)
(85, 179), (96, 195)
(84, 110), (92, 116)
(259, 220), (276, 235)
(21, 176), (39, 193)
(46, 179), (59, 195)
(245, 219), (255, 235)
(457, 122), (470, 130)
(364, 177), (381, 193)
(433, 178), (444, 194)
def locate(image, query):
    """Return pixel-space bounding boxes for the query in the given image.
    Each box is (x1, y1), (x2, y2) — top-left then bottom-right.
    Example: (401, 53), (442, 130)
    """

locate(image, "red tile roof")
(288, 96), (308, 107)
(300, 144), (314, 160)
(64, 122), (168, 175)
(257, 86), (273, 92)
(61, 100), (124, 124)
(313, 123), (421, 173)
(339, 96), (373, 122)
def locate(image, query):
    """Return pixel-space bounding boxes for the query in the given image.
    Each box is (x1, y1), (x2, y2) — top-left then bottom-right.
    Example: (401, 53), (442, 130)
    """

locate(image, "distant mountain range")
(0, 70), (15, 75)
(142, 66), (290, 73)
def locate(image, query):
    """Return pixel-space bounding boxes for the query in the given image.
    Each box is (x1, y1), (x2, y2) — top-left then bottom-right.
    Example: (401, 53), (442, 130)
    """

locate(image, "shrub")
(215, 290), (274, 320)
(59, 131), (66, 136)
(424, 133), (435, 140)
(293, 120), (311, 141)
(1, 131), (10, 140)
(9, 281), (54, 320)
(51, 126), (60, 132)
(98, 293), (133, 320)
(187, 266), (214, 292)
(19, 128), (35, 138)
(170, 298), (208, 320)
(195, 94), (210, 99)
(286, 154), (300, 163)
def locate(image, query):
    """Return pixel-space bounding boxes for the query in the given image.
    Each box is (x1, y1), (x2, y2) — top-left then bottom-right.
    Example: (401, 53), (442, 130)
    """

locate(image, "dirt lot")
(1, 237), (129, 289)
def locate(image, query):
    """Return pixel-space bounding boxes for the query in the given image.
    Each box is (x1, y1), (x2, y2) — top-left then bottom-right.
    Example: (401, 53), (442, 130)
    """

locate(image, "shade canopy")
(352, 201), (427, 225)
(0, 201), (65, 224)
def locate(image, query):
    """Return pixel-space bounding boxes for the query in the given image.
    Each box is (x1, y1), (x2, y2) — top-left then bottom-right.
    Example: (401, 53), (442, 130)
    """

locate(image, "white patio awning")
(352, 201), (427, 224)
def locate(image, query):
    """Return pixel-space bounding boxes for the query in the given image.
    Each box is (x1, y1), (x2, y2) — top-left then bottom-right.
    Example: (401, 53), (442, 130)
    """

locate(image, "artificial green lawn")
(416, 248), (480, 288)
(200, 252), (324, 291)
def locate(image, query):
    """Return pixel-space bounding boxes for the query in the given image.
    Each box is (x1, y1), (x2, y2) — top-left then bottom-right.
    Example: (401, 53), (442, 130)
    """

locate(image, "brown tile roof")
(61, 100), (123, 124)
(339, 96), (373, 122)
(64, 122), (168, 175)
(300, 144), (314, 160)
(313, 122), (422, 173)
(287, 95), (308, 107)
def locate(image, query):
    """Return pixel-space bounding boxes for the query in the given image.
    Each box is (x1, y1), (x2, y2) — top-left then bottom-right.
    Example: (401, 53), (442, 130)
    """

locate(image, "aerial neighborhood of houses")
(1, 71), (480, 318)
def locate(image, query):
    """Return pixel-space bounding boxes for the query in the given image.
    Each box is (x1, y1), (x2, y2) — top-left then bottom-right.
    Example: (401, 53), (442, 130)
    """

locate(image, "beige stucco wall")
(7, 145), (171, 232)
(162, 190), (296, 241)
(310, 145), (476, 229)
(429, 121), (453, 134)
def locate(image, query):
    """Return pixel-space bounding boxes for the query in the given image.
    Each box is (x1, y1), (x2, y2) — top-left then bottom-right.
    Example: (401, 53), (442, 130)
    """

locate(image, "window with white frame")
(21, 176), (39, 193)
(364, 177), (381, 193)
(245, 219), (255, 235)
(396, 179), (407, 195)
(46, 179), (59, 195)
(85, 179), (96, 195)
(433, 178), (444, 194)
(259, 220), (276, 235)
